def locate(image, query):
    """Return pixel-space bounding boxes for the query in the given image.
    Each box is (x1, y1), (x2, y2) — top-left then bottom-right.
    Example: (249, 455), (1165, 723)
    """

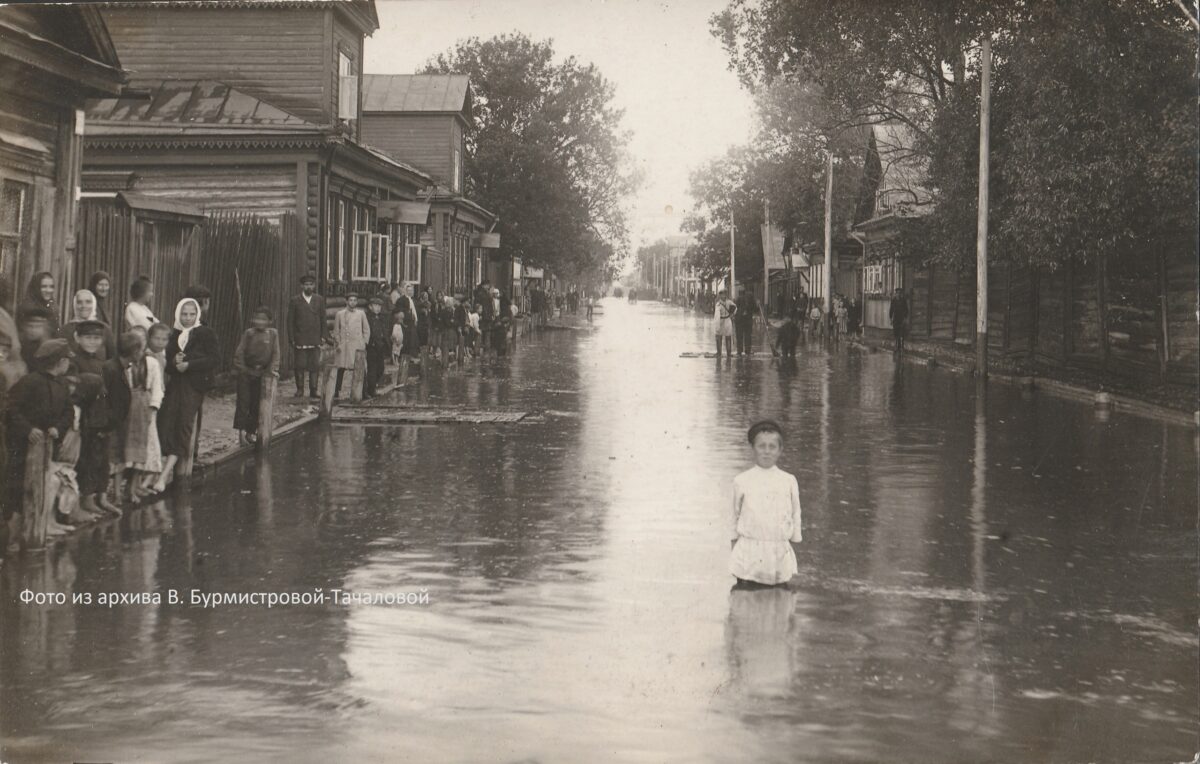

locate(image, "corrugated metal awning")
(378, 201), (430, 224)
(117, 191), (205, 221)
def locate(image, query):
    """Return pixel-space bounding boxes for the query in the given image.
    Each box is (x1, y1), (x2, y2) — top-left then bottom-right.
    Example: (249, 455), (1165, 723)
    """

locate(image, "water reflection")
(0, 300), (1195, 763)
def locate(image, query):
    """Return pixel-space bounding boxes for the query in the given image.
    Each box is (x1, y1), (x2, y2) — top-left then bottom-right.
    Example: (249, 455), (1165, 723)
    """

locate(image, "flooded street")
(2, 299), (1196, 763)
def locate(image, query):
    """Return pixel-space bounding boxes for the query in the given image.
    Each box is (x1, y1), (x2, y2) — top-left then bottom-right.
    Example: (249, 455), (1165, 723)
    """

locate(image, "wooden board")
(332, 406), (527, 424)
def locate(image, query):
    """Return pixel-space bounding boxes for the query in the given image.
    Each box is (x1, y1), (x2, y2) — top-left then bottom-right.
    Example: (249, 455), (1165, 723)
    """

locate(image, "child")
(808, 300), (823, 343)
(467, 304), (482, 355)
(730, 420), (803, 587)
(145, 323), (170, 372)
(363, 297), (391, 399)
(332, 293), (369, 398)
(233, 306), (280, 444)
(390, 315), (405, 369)
(4, 339), (74, 537)
(109, 331), (163, 505)
(124, 277), (158, 332)
(72, 320), (121, 517)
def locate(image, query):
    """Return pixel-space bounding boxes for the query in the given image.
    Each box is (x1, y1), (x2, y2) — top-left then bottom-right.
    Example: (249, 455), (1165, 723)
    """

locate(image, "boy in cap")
(71, 321), (120, 516)
(332, 292), (370, 398)
(364, 295), (391, 399)
(287, 273), (329, 399)
(233, 305), (280, 445)
(4, 339), (74, 534)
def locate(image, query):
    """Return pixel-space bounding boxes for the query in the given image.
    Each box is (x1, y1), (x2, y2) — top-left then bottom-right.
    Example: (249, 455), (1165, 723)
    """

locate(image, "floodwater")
(1, 299), (1196, 763)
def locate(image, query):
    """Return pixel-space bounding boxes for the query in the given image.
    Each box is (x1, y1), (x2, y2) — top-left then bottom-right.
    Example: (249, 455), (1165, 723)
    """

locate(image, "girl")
(60, 289), (116, 360)
(124, 277), (157, 332)
(714, 289), (736, 359)
(730, 420), (803, 587)
(232, 305), (280, 444)
(155, 297), (218, 492)
(18, 271), (59, 337)
(145, 322), (170, 372)
(111, 331), (163, 504)
(88, 271), (114, 328)
(390, 311), (405, 369)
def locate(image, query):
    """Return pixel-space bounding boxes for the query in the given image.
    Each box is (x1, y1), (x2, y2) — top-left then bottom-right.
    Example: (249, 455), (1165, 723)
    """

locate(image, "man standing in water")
(287, 274), (328, 399)
(734, 290), (757, 356)
(889, 287), (909, 357)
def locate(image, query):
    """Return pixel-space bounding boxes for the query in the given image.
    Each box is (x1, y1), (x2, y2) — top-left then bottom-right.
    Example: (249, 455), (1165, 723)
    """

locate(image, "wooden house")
(80, 0), (436, 298)
(0, 4), (125, 312)
(361, 74), (499, 297)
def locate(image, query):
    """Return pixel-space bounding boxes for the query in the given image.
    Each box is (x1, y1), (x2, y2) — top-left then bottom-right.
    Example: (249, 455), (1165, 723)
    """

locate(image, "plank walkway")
(332, 404), (528, 425)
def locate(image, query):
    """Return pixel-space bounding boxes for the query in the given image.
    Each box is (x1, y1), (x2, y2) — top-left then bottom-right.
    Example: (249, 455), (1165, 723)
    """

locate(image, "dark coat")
(166, 325), (220, 393)
(365, 311), (392, 351)
(287, 293), (330, 347)
(5, 370), (72, 447)
(102, 358), (131, 431)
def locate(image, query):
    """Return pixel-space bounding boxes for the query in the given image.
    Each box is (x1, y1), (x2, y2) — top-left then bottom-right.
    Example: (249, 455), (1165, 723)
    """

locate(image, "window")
(452, 146), (462, 193)
(864, 264), (884, 295)
(0, 180), (29, 286)
(338, 51), (357, 121)
(337, 200), (347, 280)
(405, 243), (422, 283)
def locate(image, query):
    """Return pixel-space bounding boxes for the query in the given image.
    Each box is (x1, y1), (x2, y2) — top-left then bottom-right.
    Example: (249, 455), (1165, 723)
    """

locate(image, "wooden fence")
(74, 204), (304, 374)
(898, 248), (1198, 385)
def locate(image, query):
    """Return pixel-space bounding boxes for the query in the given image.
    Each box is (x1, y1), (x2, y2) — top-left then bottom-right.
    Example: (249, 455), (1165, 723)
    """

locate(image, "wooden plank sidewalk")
(332, 405), (529, 425)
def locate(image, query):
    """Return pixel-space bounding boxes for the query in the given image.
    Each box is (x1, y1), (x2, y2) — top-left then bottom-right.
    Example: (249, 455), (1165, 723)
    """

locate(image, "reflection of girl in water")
(725, 585), (799, 698)
(730, 420), (803, 586)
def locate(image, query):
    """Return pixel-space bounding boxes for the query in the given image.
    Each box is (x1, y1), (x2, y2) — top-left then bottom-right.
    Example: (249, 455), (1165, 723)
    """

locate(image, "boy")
(72, 320), (121, 516)
(730, 420), (803, 588)
(332, 293), (370, 398)
(4, 339), (74, 540)
(364, 296), (391, 398)
(232, 306), (280, 444)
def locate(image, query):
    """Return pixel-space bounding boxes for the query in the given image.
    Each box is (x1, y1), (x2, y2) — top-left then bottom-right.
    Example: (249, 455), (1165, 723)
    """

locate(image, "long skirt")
(234, 373), (263, 434)
(158, 379), (204, 459)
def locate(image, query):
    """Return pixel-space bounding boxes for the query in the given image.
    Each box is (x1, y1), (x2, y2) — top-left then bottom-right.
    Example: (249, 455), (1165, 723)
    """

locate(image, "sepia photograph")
(0, 0), (1197, 761)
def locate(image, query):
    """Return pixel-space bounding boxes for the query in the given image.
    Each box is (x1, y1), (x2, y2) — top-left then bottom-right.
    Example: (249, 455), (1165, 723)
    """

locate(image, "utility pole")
(976, 36), (992, 379)
(764, 199), (773, 311)
(823, 149), (834, 335)
(729, 210), (737, 299)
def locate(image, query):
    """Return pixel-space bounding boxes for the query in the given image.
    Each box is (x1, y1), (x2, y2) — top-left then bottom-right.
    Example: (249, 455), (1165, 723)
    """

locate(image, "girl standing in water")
(730, 420), (803, 587)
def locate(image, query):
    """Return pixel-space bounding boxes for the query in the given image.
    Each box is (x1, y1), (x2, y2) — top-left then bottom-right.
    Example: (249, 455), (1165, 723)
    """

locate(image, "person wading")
(714, 289), (737, 359)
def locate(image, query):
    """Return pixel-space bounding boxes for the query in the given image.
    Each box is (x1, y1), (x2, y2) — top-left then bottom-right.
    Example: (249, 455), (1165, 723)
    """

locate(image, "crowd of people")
(0, 271), (226, 559)
(705, 285), (866, 360)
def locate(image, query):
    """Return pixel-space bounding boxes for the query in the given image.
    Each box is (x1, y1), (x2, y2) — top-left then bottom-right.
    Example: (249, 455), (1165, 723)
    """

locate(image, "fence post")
(351, 349), (366, 402)
(319, 344), (337, 418)
(257, 374), (277, 449)
(20, 434), (53, 551)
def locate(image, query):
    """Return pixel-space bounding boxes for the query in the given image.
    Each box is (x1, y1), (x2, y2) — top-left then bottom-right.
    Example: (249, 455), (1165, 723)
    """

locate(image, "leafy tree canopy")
(422, 33), (642, 280)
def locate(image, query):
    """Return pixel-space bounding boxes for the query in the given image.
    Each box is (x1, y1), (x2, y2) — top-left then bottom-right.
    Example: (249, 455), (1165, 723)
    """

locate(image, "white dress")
(124, 302), (158, 332)
(714, 299), (736, 337)
(730, 465), (803, 584)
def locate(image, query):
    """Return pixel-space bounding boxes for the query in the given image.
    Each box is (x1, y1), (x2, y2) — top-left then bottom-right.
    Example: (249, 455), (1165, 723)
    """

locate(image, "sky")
(364, 0), (756, 252)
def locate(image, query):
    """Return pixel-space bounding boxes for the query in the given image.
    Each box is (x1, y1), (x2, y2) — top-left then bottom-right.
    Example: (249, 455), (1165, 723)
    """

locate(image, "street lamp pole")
(823, 149), (834, 337)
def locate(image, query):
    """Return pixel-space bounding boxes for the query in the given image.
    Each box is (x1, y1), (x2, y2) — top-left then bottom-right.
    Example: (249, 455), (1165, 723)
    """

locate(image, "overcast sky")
(365, 0), (755, 252)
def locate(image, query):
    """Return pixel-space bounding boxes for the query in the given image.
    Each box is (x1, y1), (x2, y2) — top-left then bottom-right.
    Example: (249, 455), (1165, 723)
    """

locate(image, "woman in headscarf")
(59, 289), (116, 359)
(17, 271), (59, 336)
(88, 271), (114, 327)
(153, 297), (219, 493)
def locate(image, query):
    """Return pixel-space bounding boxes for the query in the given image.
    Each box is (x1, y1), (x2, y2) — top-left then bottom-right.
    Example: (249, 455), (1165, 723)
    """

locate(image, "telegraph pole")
(975, 36), (992, 379)
(823, 149), (834, 336)
(729, 210), (737, 299)
(764, 199), (773, 311)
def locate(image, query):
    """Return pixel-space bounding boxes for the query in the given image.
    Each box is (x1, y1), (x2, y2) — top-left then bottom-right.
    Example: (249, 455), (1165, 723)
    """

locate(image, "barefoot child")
(109, 331), (163, 505)
(233, 306), (280, 444)
(730, 420), (803, 587)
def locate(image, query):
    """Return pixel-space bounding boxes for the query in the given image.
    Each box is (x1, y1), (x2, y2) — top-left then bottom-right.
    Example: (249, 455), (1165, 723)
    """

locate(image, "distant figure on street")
(773, 314), (800, 359)
(714, 289), (737, 359)
(734, 291), (757, 356)
(730, 420), (803, 588)
(586, 293), (595, 322)
(807, 299), (824, 343)
(889, 287), (909, 357)
(287, 273), (329, 399)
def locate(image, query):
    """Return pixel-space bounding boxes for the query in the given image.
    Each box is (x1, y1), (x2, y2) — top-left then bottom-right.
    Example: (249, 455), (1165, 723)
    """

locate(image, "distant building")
(361, 73), (498, 296)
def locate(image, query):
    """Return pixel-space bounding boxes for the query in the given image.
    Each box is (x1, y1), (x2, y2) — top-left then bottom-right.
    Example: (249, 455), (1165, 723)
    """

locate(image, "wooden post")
(319, 344), (336, 418)
(351, 349), (366, 402)
(823, 149), (834, 331)
(975, 35), (992, 379)
(729, 211), (736, 299)
(20, 435), (52, 550)
(257, 374), (277, 450)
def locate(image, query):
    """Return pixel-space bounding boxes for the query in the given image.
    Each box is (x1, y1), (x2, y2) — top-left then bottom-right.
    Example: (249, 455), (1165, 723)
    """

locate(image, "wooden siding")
(127, 165), (298, 219)
(360, 113), (455, 184)
(101, 7), (330, 124)
(0, 85), (61, 177)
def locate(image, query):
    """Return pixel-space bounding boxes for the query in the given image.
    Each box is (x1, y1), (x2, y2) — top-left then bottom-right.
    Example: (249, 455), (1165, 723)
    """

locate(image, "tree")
(422, 34), (641, 281)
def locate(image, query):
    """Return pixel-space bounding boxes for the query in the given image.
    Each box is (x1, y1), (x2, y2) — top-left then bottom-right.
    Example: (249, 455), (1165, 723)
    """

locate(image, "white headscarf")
(71, 289), (98, 323)
(173, 297), (201, 351)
